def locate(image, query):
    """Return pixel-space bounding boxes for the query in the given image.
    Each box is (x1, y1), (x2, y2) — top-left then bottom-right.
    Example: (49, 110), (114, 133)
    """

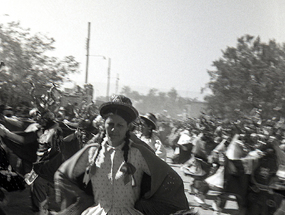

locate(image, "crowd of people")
(1, 88), (285, 215)
(0, 91), (191, 215)
(168, 113), (285, 215)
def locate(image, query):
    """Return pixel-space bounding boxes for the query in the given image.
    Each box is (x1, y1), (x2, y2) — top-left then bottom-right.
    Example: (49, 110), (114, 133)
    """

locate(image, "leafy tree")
(119, 86), (198, 118)
(120, 86), (141, 100)
(167, 88), (178, 102)
(204, 35), (285, 121)
(0, 21), (80, 107)
(120, 86), (132, 96)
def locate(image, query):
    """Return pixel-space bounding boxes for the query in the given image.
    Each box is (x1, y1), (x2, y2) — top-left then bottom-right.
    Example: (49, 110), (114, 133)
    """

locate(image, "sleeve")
(0, 124), (37, 145)
(54, 145), (96, 214)
(72, 149), (89, 177)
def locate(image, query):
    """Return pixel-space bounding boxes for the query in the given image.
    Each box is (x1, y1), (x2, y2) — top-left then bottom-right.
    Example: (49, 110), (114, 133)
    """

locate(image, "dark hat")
(140, 112), (157, 130)
(99, 95), (138, 124)
(78, 118), (98, 134)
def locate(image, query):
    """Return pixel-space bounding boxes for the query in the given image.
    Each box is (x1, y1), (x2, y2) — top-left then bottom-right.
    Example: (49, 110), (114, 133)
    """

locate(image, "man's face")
(105, 114), (129, 147)
(140, 119), (151, 136)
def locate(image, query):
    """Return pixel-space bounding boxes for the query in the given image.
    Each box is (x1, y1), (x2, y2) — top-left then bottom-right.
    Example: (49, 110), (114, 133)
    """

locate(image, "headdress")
(30, 82), (62, 121)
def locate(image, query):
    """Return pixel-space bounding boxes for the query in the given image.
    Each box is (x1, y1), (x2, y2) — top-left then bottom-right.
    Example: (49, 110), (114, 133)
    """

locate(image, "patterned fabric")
(77, 140), (150, 215)
(54, 141), (189, 215)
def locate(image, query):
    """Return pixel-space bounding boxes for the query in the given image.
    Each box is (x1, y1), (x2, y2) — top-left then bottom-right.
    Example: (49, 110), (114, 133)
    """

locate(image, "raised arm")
(0, 124), (37, 145)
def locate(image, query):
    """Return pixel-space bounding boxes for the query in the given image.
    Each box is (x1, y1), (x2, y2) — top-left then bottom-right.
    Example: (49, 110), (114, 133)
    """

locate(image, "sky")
(2, 0), (285, 101)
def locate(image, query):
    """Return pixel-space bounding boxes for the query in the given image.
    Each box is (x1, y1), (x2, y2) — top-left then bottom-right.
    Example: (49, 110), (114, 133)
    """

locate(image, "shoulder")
(130, 141), (167, 166)
(71, 142), (101, 157)
(57, 143), (101, 175)
(152, 134), (162, 142)
(84, 142), (101, 151)
(130, 140), (156, 154)
(86, 143), (100, 158)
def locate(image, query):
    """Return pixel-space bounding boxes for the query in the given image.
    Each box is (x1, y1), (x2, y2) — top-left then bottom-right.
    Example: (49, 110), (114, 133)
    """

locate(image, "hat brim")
(140, 115), (157, 130)
(100, 102), (138, 123)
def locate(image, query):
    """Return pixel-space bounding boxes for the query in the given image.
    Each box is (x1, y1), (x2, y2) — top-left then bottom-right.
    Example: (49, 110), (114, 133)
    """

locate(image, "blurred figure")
(137, 113), (167, 161)
(0, 105), (13, 118)
(0, 108), (63, 215)
(55, 107), (66, 121)
(173, 128), (194, 164)
(64, 102), (78, 121)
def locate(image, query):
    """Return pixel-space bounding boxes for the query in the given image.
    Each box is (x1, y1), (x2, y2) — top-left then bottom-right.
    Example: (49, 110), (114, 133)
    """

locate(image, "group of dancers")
(1, 86), (285, 215)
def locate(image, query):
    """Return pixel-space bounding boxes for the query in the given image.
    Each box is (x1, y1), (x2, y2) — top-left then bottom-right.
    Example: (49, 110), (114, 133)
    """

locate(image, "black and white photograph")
(1, 1), (285, 214)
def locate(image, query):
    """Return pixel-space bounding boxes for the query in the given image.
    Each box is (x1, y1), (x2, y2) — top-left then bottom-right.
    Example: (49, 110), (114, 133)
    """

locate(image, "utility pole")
(115, 73), (119, 94)
(85, 22), (91, 84)
(106, 58), (111, 100)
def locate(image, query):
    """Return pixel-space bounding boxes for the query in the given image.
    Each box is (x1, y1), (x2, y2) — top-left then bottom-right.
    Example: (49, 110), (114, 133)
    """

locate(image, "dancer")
(54, 95), (189, 215)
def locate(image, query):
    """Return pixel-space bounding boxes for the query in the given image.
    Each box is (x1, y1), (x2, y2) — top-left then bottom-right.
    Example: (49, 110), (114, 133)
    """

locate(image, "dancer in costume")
(54, 95), (189, 215)
(136, 113), (167, 161)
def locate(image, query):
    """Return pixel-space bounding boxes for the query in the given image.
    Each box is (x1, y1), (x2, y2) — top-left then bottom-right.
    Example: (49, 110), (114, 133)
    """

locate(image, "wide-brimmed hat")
(99, 95), (138, 124)
(140, 112), (157, 130)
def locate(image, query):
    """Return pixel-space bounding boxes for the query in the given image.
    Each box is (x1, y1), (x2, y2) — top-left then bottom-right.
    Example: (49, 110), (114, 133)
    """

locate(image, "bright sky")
(2, 0), (285, 101)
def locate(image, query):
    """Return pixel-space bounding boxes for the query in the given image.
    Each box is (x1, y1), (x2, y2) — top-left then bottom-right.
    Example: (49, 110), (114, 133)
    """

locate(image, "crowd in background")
(1, 91), (285, 214)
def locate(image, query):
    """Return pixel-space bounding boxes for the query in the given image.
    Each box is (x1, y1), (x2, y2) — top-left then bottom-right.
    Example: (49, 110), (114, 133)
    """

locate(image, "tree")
(167, 88), (178, 102)
(119, 86), (199, 118)
(204, 35), (285, 121)
(0, 21), (80, 107)
(120, 86), (132, 96)
(120, 86), (141, 100)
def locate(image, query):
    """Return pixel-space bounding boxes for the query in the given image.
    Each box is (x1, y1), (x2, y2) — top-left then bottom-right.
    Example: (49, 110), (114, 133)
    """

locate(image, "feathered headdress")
(29, 82), (62, 120)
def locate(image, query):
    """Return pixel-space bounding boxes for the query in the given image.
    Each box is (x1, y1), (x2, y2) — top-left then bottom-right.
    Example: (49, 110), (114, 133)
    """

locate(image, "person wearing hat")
(137, 113), (167, 161)
(0, 108), (63, 214)
(55, 107), (66, 121)
(53, 95), (189, 215)
(0, 105), (14, 117)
